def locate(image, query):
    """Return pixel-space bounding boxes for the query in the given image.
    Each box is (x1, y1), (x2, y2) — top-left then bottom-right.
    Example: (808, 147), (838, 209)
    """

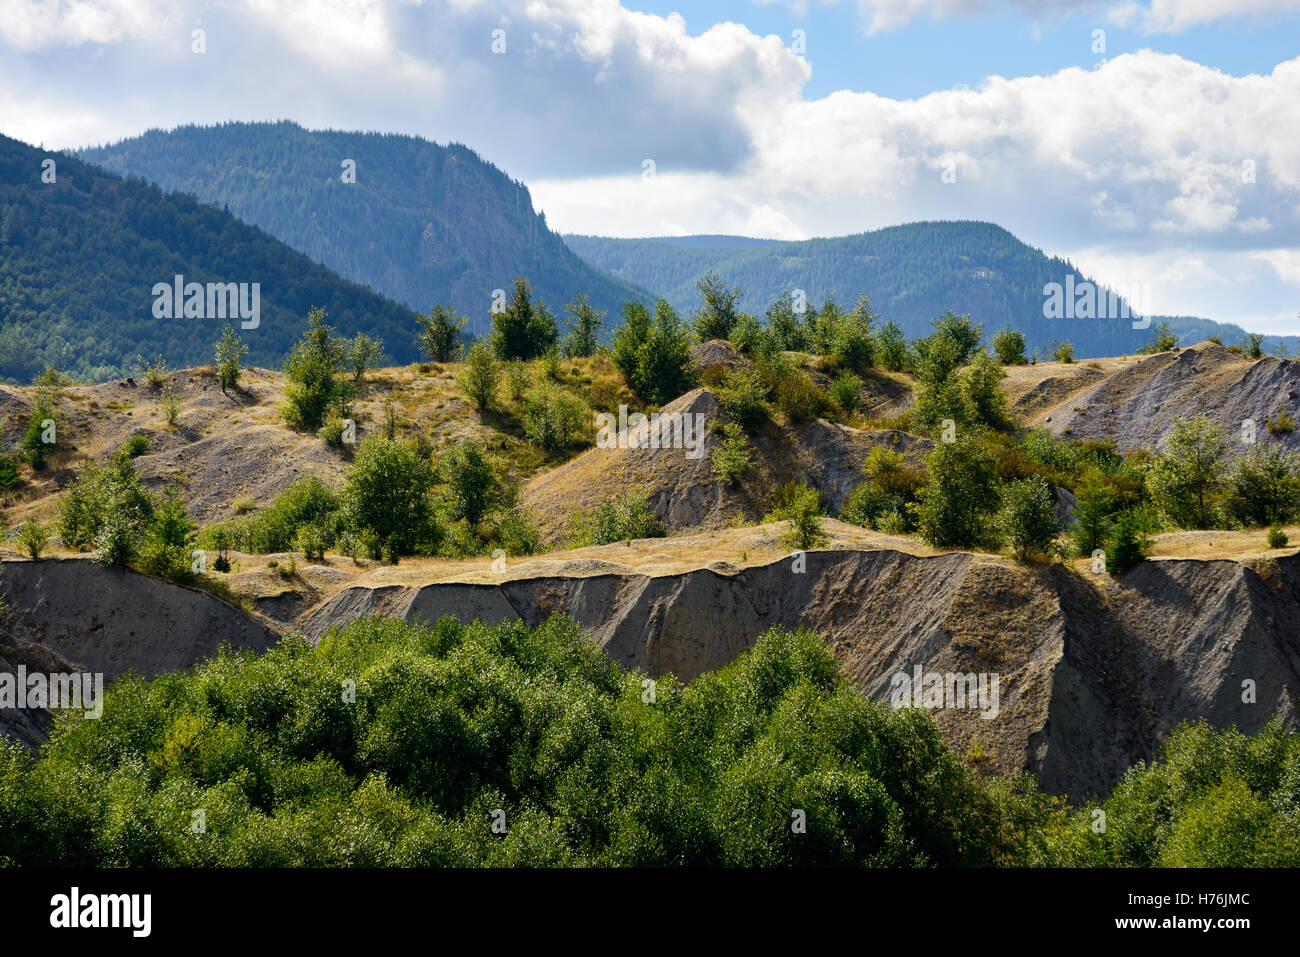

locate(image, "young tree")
(916, 437), (999, 548)
(995, 476), (1058, 560)
(766, 291), (807, 353)
(1138, 322), (1178, 354)
(1105, 511), (1151, 573)
(829, 294), (878, 370)
(636, 300), (694, 404)
(875, 320), (909, 372)
(991, 329), (1027, 366)
(612, 299), (694, 404)
(691, 273), (741, 342)
(348, 332), (383, 382)
(416, 304), (466, 363)
(215, 326), (248, 393)
(1231, 445), (1300, 527)
(711, 423), (755, 485)
(562, 294), (605, 358)
(344, 436), (437, 554)
(1146, 416), (1229, 529)
(282, 307), (351, 431)
(458, 340), (500, 412)
(439, 441), (507, 526)
(611, 300), (651, 382)
(20, 388), (58, 470)
(1070, 474), (1115, 556)
(490, 278), (557, 361)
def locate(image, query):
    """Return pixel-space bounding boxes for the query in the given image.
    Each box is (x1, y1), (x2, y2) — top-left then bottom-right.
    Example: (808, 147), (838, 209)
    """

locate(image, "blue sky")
(1, 0), (1299, 333)
(630, 2), (1300, 101)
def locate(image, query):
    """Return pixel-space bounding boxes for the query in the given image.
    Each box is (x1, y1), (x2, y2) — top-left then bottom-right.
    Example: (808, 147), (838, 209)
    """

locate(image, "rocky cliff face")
(1038, 343), (1300, 454)
(0, 558), (280, 681)
(300, 548), (1300, 802)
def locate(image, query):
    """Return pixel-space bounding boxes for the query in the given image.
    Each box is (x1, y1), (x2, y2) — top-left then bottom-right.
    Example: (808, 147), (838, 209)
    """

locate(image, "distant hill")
(79, 121), (654, 338)
(564, 223), (1299, 359)
(0, 132), (419, 383)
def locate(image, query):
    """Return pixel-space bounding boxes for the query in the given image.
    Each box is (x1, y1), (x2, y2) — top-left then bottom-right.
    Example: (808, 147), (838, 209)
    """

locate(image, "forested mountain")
(564, 223), (1297, 358)
(79, 121), (653, 337)
(0, 132), (419, 383)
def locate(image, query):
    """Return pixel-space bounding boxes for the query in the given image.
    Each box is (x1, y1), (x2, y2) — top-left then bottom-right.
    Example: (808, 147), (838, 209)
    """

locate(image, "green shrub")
(294, 523), (330, 561)
(829, 371), (864, 413)
(138, 486), (198, 583)
(159, 385), (181, 427)
(1230, 445), (1300, 526)
(15, 519), (49, 559)
(591, 490), (666, 544)
(201, 476), (340, 554)
(992, 329), (1027, 365)
(347, 332), (383, 383)
(121, 434), (149, 458)
(215, 326), (248, 393)
(491, 509), (543, 557)
(718, 366), (771, 428)
(691, 272), (741, 342)
(521, 385), (587, 452)
(345, 436), (437, 554)
(840, 446), (926, 532)
(58, 452), (154, 553)
(772, 371), (830, 424)
(827, 295), (878, 370)
(416, 304), (467, 363)
(458, 340), (500, 413)
(561, 294), (604, 358)
(1146, 416), (1228, 529)
(281, 307), (353, 432)
(1136, 322), (1178, 354)
(765, 480), (828, 549)
(995, 476), (1058, 560)
(711, 423), (755, 485)
(611, 299), (694, 404)
(875, 320), (909, 372)
(490, 278), (557, 361)
(1267, 524), (1288, 548)
(1267, 410), (1296, 435)
(0, 454), (21, 490)
(439, 441), (507, 527)
(916, 437), (999, 548)
(1052, 339), (1075, 364)
(1105, 511), (1151, 573)
(20, 391), (58, 470)
(505, 360), (531, 403)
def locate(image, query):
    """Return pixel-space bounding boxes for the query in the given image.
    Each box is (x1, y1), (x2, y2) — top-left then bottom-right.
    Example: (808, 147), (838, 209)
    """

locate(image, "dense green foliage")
(0, 132), (418, 383)
(1, 613), (1293, 867)
(78, 121), (652, 337)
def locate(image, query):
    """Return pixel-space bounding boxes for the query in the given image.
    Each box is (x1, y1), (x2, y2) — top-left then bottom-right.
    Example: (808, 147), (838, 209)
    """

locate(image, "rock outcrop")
(0, 558), (280, 681)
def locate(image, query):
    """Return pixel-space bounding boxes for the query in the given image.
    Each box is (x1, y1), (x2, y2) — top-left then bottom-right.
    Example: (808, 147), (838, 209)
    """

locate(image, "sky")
(2, 0), (1299, 332)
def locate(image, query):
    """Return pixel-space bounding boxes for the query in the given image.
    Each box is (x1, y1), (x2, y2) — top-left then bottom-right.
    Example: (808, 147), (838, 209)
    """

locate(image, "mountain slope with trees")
(78, 121), (654, 338)
(564, 223), (1300, 359)
(0, 131), (418, 383)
